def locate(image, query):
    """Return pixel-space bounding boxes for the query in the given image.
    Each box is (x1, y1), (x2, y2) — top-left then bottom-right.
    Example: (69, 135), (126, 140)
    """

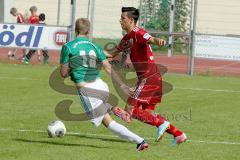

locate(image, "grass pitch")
(0, 63), (240, 160)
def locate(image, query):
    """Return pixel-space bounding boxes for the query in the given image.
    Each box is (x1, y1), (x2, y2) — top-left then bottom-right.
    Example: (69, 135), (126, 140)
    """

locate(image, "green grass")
(0, 63), (240, 160)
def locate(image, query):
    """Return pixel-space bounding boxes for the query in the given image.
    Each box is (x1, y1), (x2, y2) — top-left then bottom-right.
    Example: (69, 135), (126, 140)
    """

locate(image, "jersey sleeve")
(60, 45), (70, 64)
(28, 16), (32, 24)
(136, 29), (152, 44)
(17, 15), (24, 23)
(116, 36), (131, 52)
(96, 46), (107, 62)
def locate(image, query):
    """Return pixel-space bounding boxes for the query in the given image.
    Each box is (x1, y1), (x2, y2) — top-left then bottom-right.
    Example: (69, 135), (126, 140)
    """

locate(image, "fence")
(0, 0), (240, 76)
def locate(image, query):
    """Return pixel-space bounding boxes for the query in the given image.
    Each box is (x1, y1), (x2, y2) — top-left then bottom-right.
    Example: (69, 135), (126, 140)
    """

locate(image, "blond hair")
(29, 6), (37, 12)
(75, 18), (90, 36)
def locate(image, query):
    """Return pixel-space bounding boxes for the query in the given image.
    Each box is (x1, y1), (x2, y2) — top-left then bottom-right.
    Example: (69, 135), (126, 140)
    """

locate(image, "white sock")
(108, 121), (144, 144)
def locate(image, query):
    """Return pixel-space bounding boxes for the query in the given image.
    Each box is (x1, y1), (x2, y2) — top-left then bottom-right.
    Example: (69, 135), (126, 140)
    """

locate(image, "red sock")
(132, 108), (165, 127)
(166, 124), (183, 137)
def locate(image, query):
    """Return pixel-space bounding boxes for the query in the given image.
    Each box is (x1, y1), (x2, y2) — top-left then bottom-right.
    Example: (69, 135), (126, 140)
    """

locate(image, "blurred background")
(0, 0), (240, 76)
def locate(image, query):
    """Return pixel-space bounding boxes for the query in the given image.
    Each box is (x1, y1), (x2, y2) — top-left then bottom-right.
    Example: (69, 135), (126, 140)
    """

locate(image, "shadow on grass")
(13, 138), (110, 149)
(67, 134), (129, 144)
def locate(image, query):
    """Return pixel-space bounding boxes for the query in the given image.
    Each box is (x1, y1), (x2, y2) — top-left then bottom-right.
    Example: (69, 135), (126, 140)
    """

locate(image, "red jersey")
(117, 26), (160, 79)
(17, 14), (24, 23)
(28, 15), (39, 24)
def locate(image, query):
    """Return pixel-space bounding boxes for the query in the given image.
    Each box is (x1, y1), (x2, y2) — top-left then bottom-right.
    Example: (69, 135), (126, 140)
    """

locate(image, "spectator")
(28, 6), (39, 24)
(8, 7), (26, 60)
(24, 6), (40, 64)
(24, 13), (49, 64)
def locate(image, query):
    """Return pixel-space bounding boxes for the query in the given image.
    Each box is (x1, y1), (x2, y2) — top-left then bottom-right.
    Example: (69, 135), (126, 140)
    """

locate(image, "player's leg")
(18, 48), (27, 61)
(112, 106), (131, 123)
(142, 104), (186, 144)
(42, 50), (49, 64)
(126, 102), (170, 142)
(165, 121), (187, 145)
(7, 48), (17, 60)
(37, 50), (41, 62)
(102, 113), (148, 151)
(77, 79), (148, 151)
(24, 49), (36, 64)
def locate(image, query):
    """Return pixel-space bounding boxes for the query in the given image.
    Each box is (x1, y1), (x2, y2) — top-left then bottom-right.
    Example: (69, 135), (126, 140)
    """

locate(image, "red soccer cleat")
(112, 107), (131, 123)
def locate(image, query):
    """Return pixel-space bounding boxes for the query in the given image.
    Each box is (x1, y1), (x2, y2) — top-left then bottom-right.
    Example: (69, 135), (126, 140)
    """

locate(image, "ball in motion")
(47, 120), (66, 137)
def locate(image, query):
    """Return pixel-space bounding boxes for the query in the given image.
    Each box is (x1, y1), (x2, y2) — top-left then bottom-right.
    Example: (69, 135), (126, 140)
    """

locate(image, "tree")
(140, 0), (190, 32)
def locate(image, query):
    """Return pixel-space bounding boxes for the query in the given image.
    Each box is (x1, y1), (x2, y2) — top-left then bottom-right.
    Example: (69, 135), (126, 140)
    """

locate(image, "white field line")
(0, 128), (240, 146)
(174, 87), (240, 93)
(1, 76), (240, 93)
(0, 76), (40, 81)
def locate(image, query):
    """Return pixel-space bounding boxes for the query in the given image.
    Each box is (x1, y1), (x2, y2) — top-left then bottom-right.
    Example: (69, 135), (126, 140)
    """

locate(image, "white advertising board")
(0, 23), (69, 50)
(195, 35), (240, 61)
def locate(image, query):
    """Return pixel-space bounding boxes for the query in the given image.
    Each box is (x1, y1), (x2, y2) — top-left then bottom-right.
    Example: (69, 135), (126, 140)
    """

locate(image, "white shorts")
(78, 79), (112, 127)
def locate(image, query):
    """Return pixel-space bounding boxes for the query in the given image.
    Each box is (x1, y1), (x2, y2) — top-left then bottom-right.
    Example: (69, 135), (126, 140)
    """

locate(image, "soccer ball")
(47, 120), (66, 138)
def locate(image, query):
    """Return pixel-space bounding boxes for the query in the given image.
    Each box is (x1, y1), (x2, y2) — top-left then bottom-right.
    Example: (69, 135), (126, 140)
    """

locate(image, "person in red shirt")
(28, 6), (39, 24)
(24, 13), (49, 64)
(8, 8), (26, 60)
(24, 6), (42, 64)
(109, 7), (187, 145)
(10, 7), (24, 23)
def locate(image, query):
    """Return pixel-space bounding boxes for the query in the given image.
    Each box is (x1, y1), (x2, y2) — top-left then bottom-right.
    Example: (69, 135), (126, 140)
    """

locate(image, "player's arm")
(103, 48), (120, 58)
(148, 37), (166, 47)
(60, 45), (70, 78)
(137, 30), (166, 47)
(60, 64), (70, 78)
(102, 60), (132, 96)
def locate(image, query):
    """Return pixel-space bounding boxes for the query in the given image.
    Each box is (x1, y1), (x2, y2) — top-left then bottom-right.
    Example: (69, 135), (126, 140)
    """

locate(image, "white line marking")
(1, 76), (240, 93)
(0, 76), (40, 81)
(174, 87), (240, 93)
(0, 128), (240, 145)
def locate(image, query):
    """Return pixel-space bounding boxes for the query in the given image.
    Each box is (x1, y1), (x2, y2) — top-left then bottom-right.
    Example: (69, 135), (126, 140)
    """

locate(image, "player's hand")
(120, 84), (134, 96)
(158, 38), (166, 46)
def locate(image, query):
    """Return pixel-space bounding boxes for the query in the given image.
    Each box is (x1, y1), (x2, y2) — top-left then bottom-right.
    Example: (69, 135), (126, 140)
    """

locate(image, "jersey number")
(79, 50), (96, 68)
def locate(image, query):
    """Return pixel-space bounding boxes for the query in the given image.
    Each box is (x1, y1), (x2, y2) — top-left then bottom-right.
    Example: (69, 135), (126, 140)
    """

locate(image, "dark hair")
(10, 7), (17, 15)
(121, 7), (139, 23)
(39, 13), (45, 21)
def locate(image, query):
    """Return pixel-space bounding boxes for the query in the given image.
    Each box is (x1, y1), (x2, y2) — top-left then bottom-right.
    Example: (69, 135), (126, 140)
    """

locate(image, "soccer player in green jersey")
(60, 18), (148, 151)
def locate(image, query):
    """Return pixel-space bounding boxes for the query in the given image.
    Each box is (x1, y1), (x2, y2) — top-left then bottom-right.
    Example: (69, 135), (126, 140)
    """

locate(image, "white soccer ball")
(47, 120), (66, 138)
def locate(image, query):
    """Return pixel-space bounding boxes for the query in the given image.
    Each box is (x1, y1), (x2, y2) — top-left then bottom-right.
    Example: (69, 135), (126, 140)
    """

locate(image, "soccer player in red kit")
(110, 7), (187, 145)
(28, 6), (39, 24)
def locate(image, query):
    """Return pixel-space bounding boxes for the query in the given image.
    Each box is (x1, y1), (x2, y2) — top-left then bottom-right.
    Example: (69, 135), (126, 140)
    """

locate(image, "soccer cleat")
(136, 140), (149, 151)
(112, 107), (131, 123)
(171, 133), (187, 146)
(24, 59), (29, 64)
(156, 121), (170, 142)
(23, 57), (30, 64)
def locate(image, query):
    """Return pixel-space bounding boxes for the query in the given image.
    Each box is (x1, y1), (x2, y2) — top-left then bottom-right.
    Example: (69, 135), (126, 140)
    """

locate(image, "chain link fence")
(1, 0), (240, 75)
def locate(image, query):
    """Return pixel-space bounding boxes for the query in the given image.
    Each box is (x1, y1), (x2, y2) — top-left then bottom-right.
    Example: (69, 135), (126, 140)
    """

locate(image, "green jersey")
(60, 37), (107, 83)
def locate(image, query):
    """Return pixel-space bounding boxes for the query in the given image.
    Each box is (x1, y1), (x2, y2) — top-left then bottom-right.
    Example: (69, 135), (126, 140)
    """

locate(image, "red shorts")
(127, 74), (162, 110)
